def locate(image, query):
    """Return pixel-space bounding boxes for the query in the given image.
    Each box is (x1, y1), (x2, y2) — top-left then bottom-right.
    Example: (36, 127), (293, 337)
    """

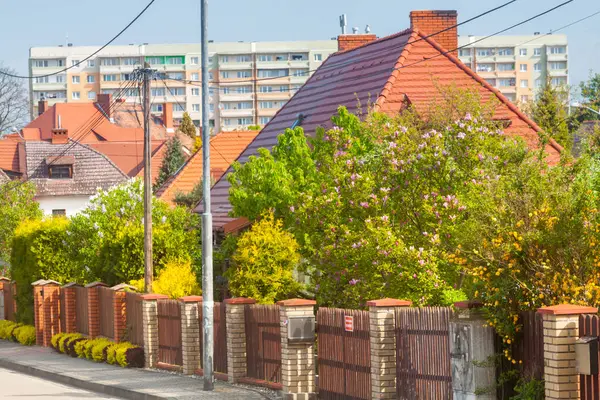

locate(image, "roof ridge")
(333, 28), (413, 56)
(414, 30), (563, 154)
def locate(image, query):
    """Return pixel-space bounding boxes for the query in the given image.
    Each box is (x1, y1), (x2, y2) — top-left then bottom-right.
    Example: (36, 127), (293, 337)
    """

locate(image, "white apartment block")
(458, 34), (568, 104)
(29, 40), (338, 132)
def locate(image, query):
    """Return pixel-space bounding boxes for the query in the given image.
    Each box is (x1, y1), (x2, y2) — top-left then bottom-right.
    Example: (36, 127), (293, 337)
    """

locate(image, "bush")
(13, 325), (36, 346)
(51, 333), (84, 355)
(74, 339), (88, 358)
(51, 332), (65, 350)
(67, 337), (86, 357)
(130, 259), (200, 299)
(106, 344), (118, 365)
(113, 342), (143, 368)
(91, 338), (113, 362)
(0, 320), (19, 341)
(511, 378), (545, 400)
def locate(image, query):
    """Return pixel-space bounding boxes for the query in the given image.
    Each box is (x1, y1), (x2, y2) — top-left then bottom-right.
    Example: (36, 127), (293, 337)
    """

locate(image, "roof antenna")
(365, 24), (371, 34)
(339, 14), (347, 35)
(352, 27), (359, 34)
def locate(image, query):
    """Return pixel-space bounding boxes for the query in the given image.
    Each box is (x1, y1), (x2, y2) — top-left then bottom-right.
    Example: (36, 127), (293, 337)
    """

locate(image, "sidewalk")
(0, 341), (272, 400)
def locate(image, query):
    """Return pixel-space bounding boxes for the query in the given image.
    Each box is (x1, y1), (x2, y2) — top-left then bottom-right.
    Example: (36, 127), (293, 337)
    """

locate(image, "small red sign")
(344, 315), (354, 332)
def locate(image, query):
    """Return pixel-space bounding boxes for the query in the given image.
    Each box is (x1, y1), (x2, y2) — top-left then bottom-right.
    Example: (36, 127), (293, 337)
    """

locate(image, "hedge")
(51, 333), (143, 368)
(0, 320), (36, 345)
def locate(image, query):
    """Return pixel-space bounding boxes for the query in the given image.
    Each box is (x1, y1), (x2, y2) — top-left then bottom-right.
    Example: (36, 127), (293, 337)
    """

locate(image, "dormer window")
(49, 165), (72, 179)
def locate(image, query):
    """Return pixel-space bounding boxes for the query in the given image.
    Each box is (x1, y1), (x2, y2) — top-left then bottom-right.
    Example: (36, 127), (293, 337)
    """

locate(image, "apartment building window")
(209, 88), (215, 96)
(35, 76), (49, 83)
(57, 59), (64, 67)
(485, 78), (496, 86)
(476, 63), (494, 72)
(260, 117), (271, 124)
(275, 54), (287, 61)
(168, 57), (184, 65)
(497, 48), (514, 56)
(169, 88), (185, 96)
(259, 86), (273, 93)
(258, 69), (288, 78)
(209, 72), (214, 80)
(221, 71), (230, 79)
(477, 48), (493, 57)
(72, 76), (80, 84)
(103, 74), (117, 82)
(519, 48), (527, 56)
(124, 88), (139, 97)
(146, 57), (163, 65)
(238, 118), (252, 125)
(497, 63), (515, 71)
(122, 73), (135, 81)
(192, 88), (200, 96)
(151, 104), (163, 112)
(224, 118), (232, 126)
(534, 63), (541, 71)
(88, 91), (96, 100)
(279, 85), (288, 92)
(123, 57), (140, 66)
(504, 93), (516, 102)
(223, 87), (230, 94)
(236, 55), (251, 62)
(236, 70), (251, 79)
(101, 58), (119, 66)
(174, 104), (185, 112)
(192, 104), (200, 112)
(72, 92), (80, 99)
(520, 95), (529, 103)
(535, 78), (542, 88)
(260, 101), (274, 109)
(34, 60), (49, 68)
(167, 72), (184, 80)
(549, 61), (567, 70)
(551, 77), (567, 86)
(258, 55), (273, 62)
(498, 78), (515, 87)
(101, 89), (116, 95)
(190, 57), (199, 65)
(519, 64), (527, 72)
(291, 54), (307, 61)
(87, 75), (95, 83)
(191, 73), (199, 81)
(151, 88), (165, 96)
(292, 69), (308, 77)
(56, 75), (65, 83)
(72, 60), (80, 67)
(209, 104), (215, 112)
(534, 48), (541, 56)
(314, 54), (323, 61)
(87, 60), (95, 67)
(235, 86), (252, 94)
(550, 46), (566, 54)
(221, 56), (229, 63)
(520, 79), (528, 88)
(458, 49), (471, 57)
(292, 85), (301, 91)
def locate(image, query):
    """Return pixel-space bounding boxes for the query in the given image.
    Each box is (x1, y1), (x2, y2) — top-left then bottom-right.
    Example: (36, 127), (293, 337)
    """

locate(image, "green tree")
(178, 112), (197, 139)
(173, 180), (203, 209)
(154, 136), (186, 191)
(0, 181), (42, 271)
(579, 72), (600, 120)
(529, 78), (571, 149)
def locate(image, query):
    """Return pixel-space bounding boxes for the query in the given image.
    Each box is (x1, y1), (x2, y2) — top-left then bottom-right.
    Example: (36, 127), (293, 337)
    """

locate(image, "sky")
(1, 0), (599, 91)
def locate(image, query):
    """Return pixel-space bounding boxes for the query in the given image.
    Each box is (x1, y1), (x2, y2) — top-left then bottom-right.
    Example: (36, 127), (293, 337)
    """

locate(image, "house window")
(257, 69), (288, 78)
(235, 86), (252, 94)
(221, 56), (229, 63)
(535, 78), (542, 88)
(87, 59), (95, 67)
(292, 69), (308, 77)
(520, 79), (528, 88)
(169, 87), (185, 96)
(498, 78), (515, 87)
(259, 86), (273, 93)
(209, 104), (214, 112)
(485, 78), (496, 86)
(122, 73), (136, 81)
(146, 57), (163, 65)
(279, 85), (288, 92)
(35, 76), (49, 83)
(72, 76), (80, 84)
(192, 88), (200, 96)
(192, 104), (200, 112)
(87, 75), (95, 83)
(533, 48), (541, 56)
(71, 60), (80, 67)
(519, 48), (527, 56)
(48, 165), (72, 179)
(72, 91), (80, 99)
(551, 77), (567, 86)
(190, 57), (199, 65)
(497, 48), (514, 56)
(52, 209), (66, 216)
(260, 101), (273, 109)
(191, 73), (199, 81)
(168, 57), (183, 65)
(223, 87), (230, 94)
(260, 117), (270, 124)
(291, 54), (306, 61)
(57, 60), (65, 67)
(314, 54), (323, 62)
(88, 91), (96, 99)
(458, 49), (471, 57)
(519, 64), (527, 72)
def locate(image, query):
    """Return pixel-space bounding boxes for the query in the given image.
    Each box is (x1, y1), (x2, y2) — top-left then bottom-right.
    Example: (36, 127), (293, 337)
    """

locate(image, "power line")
(0, 0), (156, 80)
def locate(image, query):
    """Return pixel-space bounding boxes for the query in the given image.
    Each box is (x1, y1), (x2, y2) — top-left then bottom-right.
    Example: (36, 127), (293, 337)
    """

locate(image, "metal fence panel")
(580, 314), (600, 400)
(245, 304), (282, 383)
(98, 287), (114, 339)
(158, 299), (182, 366)
(75, 286), (89, 335)
(125, 292), (144, 346)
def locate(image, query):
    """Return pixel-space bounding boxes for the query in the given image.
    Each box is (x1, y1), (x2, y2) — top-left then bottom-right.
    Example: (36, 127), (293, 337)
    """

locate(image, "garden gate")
(157, 299), (182, 367)
(317, 307), (371, 399)
(245, 304), (282, 383)
(125, 292), (143, 346)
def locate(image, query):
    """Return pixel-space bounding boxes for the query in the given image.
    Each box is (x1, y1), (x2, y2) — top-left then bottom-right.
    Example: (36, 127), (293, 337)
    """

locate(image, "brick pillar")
(31, 280), (46, 346)
(41, 282), (61, 347)
(61, 283), (80, 333)
(368, 298), (412, 399)
(180, 296), (202, 375)
(278, 299), (317, 400)
(85, 282), (107, 338)
(0, 277), (10, 320)
(142, 294), (168, 368)
(111, 283), (137, 342)
(539, 304), (598, 400)
(225, 297), (255, 383)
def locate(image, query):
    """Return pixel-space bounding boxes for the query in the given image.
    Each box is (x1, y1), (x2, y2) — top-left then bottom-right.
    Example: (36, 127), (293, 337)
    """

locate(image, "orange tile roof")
(135, 142), (168, 185)
(0, 139), (20, 173)
(88, 141), (165, 178)
(156, 131), (259, 206)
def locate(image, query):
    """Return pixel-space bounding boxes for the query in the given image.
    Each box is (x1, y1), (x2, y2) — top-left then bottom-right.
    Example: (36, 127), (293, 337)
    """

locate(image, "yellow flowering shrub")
(130, 259), (200, 299)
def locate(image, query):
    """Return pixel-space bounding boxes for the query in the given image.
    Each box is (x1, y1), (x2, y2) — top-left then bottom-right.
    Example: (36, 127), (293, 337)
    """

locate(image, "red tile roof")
(88, 141), (164, 177)
(135, 141), (168, 185)
(156, 131), (259, 206)
(200, 28), (562, 227)
(0, 139), (20, 173)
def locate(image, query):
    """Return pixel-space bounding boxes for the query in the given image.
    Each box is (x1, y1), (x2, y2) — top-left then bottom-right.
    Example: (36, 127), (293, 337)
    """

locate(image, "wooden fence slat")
(157, 299), (182, 367)
(98, 287), (114, 339)
(75, 286), (88, 335)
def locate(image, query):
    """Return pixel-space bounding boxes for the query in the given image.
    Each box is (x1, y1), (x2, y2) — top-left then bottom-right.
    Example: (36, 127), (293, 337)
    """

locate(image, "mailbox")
(575, 336), (599, 375)
(287, 316), (315, 342)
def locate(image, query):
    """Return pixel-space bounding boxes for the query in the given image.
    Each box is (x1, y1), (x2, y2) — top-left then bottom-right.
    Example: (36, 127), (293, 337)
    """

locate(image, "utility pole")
(200, 0), (214, 391)
(141, 64), (154, 293)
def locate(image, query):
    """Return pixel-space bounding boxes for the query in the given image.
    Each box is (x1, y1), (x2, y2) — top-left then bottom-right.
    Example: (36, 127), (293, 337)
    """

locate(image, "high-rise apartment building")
(29, 41), (338, 132)
(457, 34), (568, 104)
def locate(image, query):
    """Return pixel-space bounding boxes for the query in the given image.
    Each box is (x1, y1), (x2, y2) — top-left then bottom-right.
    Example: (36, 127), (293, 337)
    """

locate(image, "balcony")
(157, 64), (186, 72)
(218, 62), (254, 70)
(99, 65), (131, 74)
(256, 61), (289, 69)
(290, 75), (309, 85)
(494, 54), (516, 63)
(496, 70), (517, 78)
(256, 92), (292, 100)
(289, 59), (310, 68)
(546, 53), (568, 62)
(220, 108), (254, 118)
(257, 108), (279, 117)
(498, 86), (516, 94)
(548, 69), (568, 77)
(32, 82), (67, 91)
(219, 92), (254, 102)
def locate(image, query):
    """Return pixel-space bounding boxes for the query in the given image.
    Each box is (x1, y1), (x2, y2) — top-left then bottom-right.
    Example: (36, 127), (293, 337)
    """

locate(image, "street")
(0, 367), (118, 399)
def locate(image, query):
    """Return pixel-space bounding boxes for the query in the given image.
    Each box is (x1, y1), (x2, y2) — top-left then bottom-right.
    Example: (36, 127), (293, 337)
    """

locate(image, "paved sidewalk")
(0, 341), (271, 400)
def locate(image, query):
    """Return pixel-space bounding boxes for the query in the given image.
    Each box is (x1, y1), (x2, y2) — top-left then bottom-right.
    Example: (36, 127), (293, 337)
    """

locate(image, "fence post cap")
(277, 298), (316, 307)
(31, 279), (48, 286)
(454, 300), (484, 309)
(0, 277), (10, 282)
(538, 304), (598, 315)
(85, 281), (108, 288)
(62, 282), (82, 288)
(111, 283), (137, 292)
(179, 295), (203, 303)
(367, 298), (412, 307)
(224, 297), (256, 305)
(140, 293), (170, 301)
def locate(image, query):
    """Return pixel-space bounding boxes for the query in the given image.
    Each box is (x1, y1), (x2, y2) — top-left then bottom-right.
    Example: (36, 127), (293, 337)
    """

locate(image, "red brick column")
(61, 282), (80, 334)
(0, 277), (9, 320)
(86, 282), (107, 338)
(111, 284), (136, 342)
(41, 282), (61, 347)
(31, 280), (46, 345)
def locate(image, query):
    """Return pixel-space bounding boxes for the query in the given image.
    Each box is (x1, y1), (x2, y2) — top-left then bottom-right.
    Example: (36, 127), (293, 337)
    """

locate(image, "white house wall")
(36, 195), (91, 217)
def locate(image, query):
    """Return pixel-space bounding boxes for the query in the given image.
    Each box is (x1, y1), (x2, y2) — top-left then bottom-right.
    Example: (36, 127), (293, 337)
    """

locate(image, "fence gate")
(157, 299), (182, 367)
(580, 314), (600, 400)
(396, 307), (452, 400)
(245, 304), (282, 383)
(98, 287), (114, 339)
(125, 292), (144, 346)
(317, 307), (371, 400)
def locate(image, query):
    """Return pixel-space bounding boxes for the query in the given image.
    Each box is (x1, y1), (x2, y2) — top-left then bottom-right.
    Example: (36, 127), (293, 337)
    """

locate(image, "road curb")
(0, 357), (168, 400)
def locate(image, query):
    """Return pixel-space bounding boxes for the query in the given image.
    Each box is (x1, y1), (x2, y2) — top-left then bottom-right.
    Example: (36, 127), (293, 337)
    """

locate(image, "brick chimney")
(51, 114), (68, 144)
(38, 100), (48, 116)
(337, 34), (377, 52)
(96, 93), (112, 120)
(410, 10), (458, 55)
(162, 103), (174, 132)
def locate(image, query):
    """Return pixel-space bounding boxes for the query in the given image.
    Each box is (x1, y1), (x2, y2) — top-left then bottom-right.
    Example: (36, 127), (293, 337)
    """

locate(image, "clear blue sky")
(2, 0), (599, 89)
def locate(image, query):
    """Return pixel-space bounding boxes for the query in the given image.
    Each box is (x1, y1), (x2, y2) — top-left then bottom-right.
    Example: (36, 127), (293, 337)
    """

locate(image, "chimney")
(51, 114), (69, 144)
(38, 100), (48, 116)
(96, 93), (112, 120)
(337, 33), (378, 52)
(410, 10), (458, 55)
(162, 103), (174, 132)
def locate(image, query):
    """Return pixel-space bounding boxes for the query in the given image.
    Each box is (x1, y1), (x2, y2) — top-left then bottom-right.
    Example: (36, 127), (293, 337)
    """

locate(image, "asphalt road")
(0, 367), (119, 399)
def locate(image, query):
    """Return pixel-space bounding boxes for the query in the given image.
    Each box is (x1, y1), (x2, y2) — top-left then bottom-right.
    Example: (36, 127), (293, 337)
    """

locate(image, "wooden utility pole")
(141, 64), (154, 293)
